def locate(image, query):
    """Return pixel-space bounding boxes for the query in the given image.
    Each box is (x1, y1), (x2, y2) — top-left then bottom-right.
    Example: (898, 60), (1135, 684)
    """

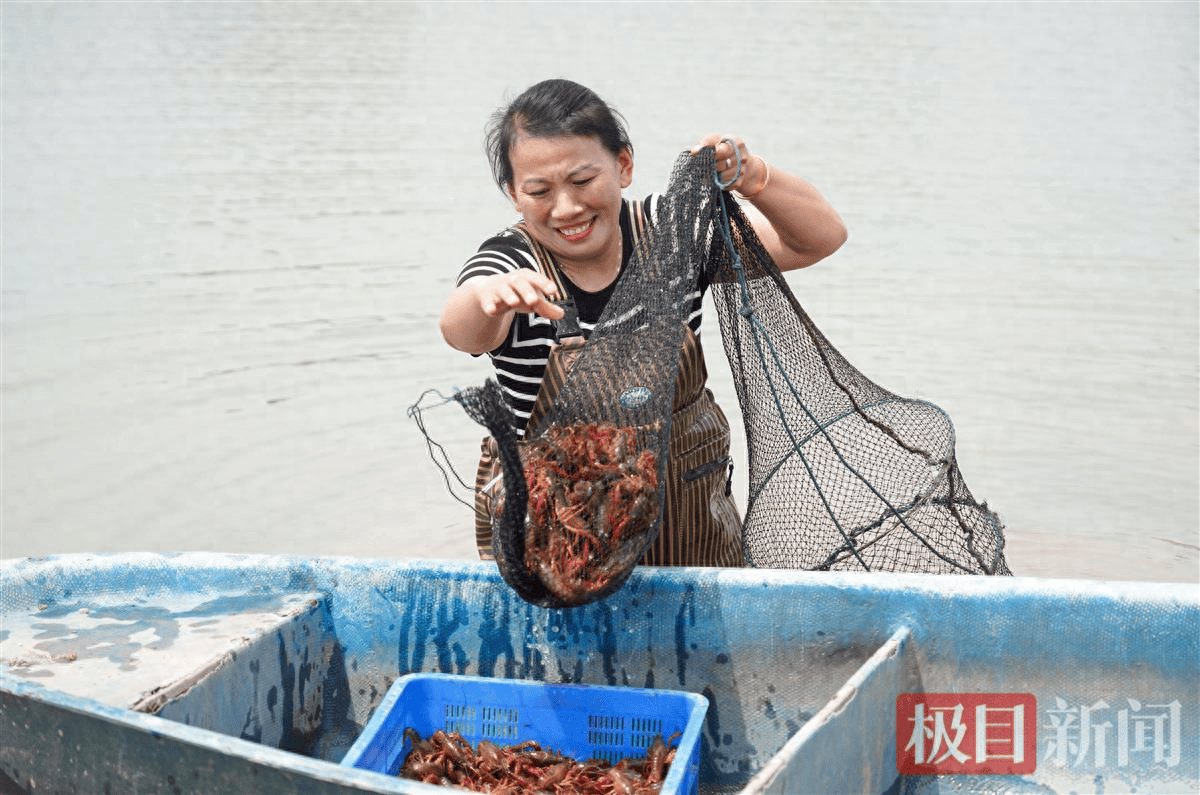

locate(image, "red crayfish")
(520, 422), (659, 603)
(399, 728), (679, 794)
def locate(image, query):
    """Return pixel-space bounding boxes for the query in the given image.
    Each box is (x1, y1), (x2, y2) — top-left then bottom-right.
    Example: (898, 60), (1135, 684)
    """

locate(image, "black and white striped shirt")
(457, 195), (706, 436)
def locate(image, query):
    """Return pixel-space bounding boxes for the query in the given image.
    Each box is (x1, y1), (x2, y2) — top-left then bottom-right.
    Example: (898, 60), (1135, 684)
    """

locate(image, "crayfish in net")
(520, 422), (659, 604)
(399, 728), (679, 794)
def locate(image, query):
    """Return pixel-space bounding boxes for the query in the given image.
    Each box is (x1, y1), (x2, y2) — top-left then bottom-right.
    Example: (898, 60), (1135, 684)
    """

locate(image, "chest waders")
(473, 206), (744, 568)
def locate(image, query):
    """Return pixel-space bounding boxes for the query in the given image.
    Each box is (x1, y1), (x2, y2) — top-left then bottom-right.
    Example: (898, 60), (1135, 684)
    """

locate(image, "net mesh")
(450, 153), (715, 607)
(449, 146), (1008, 608)
(703, 152), (1010, 575)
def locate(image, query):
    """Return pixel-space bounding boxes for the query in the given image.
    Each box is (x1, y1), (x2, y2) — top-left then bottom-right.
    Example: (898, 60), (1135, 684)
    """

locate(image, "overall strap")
(628, 196), (650, 249)
(510, 223), (567, 294)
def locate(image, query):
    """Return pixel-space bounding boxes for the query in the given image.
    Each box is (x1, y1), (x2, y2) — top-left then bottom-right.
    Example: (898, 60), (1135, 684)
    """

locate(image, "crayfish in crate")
(399, 728), (679, 794)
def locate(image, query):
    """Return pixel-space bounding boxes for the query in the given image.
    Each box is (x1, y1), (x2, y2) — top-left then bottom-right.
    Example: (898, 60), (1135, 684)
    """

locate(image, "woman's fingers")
(691, 134), (755, 191)
(531, 294), (566, 320)
(689, 132), (725, 155)
(480, 271), (562, 319)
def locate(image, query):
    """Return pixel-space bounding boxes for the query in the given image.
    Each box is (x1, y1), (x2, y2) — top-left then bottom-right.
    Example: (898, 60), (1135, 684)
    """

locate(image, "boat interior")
(2, 553), (1195, 794)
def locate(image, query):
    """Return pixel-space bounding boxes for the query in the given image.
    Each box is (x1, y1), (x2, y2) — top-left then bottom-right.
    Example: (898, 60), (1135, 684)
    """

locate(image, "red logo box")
(897, 693), (1037, 775)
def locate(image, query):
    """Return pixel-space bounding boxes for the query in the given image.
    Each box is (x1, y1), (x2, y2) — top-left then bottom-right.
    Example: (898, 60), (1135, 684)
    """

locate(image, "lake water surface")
(3, 1), (1197, 583)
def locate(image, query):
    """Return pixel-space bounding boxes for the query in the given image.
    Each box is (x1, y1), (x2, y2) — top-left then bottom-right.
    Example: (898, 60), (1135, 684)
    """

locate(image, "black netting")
(441, 146), (1008, 609)
(450, 154), (719, 608)
(702, 154), (1010, 575)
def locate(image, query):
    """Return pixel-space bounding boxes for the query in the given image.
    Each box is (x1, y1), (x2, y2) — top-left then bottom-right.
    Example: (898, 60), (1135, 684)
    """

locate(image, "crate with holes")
(340, 672), (708, 794)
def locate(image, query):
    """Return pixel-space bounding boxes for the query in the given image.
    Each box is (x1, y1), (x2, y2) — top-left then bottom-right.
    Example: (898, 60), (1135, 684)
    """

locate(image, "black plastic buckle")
(552, 299), (582, 341)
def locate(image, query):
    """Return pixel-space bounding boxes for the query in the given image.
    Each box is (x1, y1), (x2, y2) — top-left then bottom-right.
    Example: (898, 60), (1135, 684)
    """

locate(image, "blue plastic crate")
(341, 672), (708, 795)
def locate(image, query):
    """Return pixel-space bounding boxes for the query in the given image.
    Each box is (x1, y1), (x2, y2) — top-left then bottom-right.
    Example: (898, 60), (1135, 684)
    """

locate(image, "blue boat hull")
(1, 553), (1196, 793)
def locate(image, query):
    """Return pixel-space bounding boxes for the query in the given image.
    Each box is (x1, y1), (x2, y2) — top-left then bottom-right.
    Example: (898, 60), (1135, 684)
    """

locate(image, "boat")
(1, 552), (1195, 794)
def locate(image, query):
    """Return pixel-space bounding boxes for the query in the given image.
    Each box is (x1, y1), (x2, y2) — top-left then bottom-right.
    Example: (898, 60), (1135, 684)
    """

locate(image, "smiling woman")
(506, 133), (632, 293)
(438, 78), (847, 572)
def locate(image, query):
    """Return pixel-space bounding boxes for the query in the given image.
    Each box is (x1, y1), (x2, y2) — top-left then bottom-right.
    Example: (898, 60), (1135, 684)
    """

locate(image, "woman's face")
(506, 133), (633, 274)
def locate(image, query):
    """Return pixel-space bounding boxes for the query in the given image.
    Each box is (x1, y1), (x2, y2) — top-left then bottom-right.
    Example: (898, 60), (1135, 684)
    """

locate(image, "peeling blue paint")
(241, 658), (263, 743)
(431, 591), (468, 674)
(475, 587), (516, 679)
(675, 584), (697, 686)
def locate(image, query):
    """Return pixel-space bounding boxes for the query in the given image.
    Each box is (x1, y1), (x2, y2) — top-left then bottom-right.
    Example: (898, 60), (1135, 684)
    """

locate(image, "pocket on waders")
(665, 432), (743, 566)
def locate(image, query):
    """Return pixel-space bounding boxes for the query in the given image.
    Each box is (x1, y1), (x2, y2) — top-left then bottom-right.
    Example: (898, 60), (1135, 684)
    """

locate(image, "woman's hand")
(690, 132), (847, 272)
(472, 270), (564, 319)
(440, 270), (564, 354)
(689, 134), (768, 198)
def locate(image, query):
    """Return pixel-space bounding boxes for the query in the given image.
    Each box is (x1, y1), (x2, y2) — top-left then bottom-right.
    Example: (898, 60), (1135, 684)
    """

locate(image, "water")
(3, 1), (1197, 582)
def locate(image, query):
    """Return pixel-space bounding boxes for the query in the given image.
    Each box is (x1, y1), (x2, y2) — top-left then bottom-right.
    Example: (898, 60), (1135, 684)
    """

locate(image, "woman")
(440, 79), (847, 568)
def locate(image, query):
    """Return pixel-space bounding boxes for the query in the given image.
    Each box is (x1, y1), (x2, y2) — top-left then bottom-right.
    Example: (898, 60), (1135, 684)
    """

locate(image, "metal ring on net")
(714, 137), (743, 190)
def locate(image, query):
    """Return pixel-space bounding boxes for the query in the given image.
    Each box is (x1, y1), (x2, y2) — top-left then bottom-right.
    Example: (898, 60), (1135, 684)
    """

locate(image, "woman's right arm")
(439, 270), (564, 355)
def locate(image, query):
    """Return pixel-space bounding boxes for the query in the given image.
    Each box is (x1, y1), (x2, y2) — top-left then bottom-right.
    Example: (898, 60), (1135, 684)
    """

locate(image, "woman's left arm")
(692, 135), (847, 272)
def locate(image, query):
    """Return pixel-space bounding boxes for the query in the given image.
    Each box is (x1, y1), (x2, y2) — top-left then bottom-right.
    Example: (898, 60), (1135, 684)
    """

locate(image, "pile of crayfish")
(522, 422), (659, 603)
(398, 728), (679, 794)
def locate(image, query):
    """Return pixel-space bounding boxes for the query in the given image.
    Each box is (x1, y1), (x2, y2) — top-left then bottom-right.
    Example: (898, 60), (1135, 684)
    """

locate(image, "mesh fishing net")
(702, 151), (1011, 575)
(450, 162), (709, 608)
(435, 145), (1008, 609)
